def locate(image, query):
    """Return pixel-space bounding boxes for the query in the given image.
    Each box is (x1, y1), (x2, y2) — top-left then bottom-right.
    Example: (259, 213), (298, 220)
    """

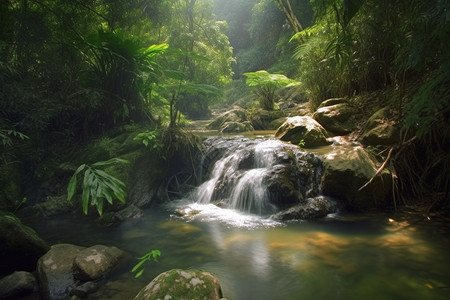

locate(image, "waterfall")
(191, 136), (324, 216)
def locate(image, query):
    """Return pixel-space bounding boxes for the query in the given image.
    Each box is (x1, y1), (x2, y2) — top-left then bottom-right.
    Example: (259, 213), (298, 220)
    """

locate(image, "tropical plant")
(67, 158), (129, 216)
(134, 129), (164, 150)
(131, 249), (161, 278)
(243, 70), (296, 110)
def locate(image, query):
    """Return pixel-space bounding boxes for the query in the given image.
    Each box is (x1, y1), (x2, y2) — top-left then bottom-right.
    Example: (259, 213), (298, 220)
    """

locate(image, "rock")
(359, 108), (400, 145)
(69, 281), (99, 298)
(37, 244), (85, 300)
(133, 269), (223, 300)
(321, 146), (392, 211)
(250, 109), (285, 130)
(275, 116), (331, 147)
(360, 124), (400, 145)
(0, 212), (50, 277)
(220, 121), (254, 133)
(98, 204), (144, 227)
(128, 153), (166, 208)
(207, 108), (249, 132)
(267, 117), (287, 130)
(313, 101), (356, 135)
(73, 245), (126, 281)
(0, 271), (36, 299)
(272, 196), (337, 221)
(23, 195), (74, 217)
(318, 98), (348, 108)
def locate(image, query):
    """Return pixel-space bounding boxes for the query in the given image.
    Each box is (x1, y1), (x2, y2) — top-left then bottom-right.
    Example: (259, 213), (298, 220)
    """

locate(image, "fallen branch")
(359, 147), (394, 191)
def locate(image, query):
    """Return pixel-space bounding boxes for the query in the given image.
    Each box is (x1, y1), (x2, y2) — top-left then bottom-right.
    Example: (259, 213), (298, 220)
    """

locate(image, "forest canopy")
(1, 0), (449, 208)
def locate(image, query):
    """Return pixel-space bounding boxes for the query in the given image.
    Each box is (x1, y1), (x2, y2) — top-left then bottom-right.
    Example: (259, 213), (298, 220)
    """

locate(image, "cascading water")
(183, 136), (330, 221)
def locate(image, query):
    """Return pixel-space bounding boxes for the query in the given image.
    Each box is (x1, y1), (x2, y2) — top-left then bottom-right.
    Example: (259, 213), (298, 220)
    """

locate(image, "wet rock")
(272, 196), (337, 221)
(133, 269), (223, 300)
(0, 212), (50, 277)
(275, 116), (331, 147)
(69, 281), (99, 298)
(0, 271), (36, 299)
(37, 244), (85, 300)
(73, 245), (126, 281)
(98, 204), (144, 227)
(313, 100), (357, 135)
(321, 146), (392, 211)
(359, 108), (400, 146)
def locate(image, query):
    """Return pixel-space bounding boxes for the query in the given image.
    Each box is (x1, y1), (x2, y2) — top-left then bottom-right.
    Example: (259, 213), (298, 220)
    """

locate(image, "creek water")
(23, 134), (450, 300)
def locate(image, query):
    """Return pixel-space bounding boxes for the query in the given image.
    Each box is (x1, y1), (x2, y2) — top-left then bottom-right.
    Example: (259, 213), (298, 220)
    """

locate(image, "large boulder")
(37, 244), (85, 300)
(359, 108), (400, 146)
(133, 269), (223, 300)
(321, 146), (392, 211)
(73, 245), (126, 281)
(313, 99), (357, 135)
(0, 271), (36, 300)
(0, 212), (50, 277)
(275, 116), (330, 147)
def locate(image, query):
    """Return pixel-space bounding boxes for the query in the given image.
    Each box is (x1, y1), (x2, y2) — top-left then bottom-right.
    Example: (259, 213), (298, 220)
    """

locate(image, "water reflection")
(22, 207), (450, 300)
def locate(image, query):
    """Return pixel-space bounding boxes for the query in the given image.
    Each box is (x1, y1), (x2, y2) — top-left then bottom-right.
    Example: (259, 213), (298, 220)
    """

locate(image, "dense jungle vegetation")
(1, 0), (449, 213)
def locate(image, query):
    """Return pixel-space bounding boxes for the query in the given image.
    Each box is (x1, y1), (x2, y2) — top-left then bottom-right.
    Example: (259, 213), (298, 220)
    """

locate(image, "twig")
(359, 147), (394, 191)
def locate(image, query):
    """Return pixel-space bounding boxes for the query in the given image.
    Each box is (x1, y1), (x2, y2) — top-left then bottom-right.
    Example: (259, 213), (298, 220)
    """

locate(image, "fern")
(67, 158), (129, 216)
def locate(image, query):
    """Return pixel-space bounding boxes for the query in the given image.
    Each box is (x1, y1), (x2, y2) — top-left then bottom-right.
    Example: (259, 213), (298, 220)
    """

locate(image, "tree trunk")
(276, 0), (303, 33)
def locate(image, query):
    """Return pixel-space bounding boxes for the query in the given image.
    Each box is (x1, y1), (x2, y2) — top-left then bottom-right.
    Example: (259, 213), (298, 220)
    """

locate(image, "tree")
(276, 0), (303, 33)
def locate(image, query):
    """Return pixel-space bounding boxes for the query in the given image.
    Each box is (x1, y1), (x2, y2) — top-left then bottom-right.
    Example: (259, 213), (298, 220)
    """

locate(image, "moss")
(134, 269), (222, 300)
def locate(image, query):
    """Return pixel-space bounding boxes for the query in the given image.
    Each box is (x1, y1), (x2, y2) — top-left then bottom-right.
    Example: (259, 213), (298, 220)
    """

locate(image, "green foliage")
(67, 158), (129, 216)
(298, 139), (306, 150)
(0, 129), (29, 165)
(134, 130), (163, 150)
(243, 70), (296, 110)
(131, 249), (161, 278)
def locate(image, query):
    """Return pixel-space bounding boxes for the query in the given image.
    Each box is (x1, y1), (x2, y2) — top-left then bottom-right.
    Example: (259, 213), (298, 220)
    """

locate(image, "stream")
(23, 134), (450, 300)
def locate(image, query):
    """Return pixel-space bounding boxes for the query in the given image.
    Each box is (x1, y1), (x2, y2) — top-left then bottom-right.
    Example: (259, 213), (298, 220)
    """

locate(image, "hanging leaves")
(67, 158), (129, 216)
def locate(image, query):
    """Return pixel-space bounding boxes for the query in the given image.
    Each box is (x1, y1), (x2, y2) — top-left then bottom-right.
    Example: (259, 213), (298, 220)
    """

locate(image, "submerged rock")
(0, 212), (50, 277)
(0, 271), (36, 300)
(272, 196), (337, 221)
(133, 269), (223, 300)
(321, 146), (392, 211)
(275, 116), (330, 147)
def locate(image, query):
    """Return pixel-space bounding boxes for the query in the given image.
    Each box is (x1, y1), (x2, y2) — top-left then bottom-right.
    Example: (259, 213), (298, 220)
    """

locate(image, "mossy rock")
(133, 269), (223, 300)
(0, 212), (50, 277)
(207, 108), (248, 131)
(359, 108), (400, 145)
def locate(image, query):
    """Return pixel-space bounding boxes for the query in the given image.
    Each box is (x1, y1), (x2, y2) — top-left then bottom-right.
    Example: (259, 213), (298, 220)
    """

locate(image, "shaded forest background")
(1, 0), (449, 212)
